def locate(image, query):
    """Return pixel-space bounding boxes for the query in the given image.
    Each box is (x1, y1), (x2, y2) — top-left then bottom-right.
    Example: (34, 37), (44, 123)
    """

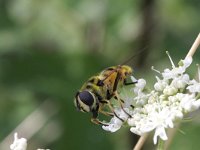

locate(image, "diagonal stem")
(133, 133), (149, 150)
(165, 33), (200, 150)
(157, 138), (165, 150)
(185, 33), (200, 58)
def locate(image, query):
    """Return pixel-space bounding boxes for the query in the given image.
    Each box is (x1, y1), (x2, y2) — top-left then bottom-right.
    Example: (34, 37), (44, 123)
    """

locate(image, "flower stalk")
(157, 138), (165, 150)
(185, 33), (200, 58)
(133, 133), (149, 150)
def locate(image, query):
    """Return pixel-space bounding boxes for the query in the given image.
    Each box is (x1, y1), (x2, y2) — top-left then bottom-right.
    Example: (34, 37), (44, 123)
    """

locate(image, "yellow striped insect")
(74, 65), (136, 126)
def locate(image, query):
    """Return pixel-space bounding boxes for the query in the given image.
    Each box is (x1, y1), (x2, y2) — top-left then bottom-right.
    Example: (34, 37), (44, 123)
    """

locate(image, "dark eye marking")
(79, 91), (94, 106)
(88, 78), (95, 83)
(75, 92), (81, 110)
(86, 85), (92, 89)
(97, 80), (104, 86)
(80, 107), (87, 112)
(106, 67), (114, 71)
(95, 93), (103, 101)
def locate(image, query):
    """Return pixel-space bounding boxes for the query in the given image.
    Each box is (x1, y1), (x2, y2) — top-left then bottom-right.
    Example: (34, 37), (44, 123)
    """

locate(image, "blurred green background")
(0, 0), (200, 149)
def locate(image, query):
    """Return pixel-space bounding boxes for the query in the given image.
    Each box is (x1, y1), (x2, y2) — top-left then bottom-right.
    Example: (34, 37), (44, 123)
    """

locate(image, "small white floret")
(10, 133), (27, 150)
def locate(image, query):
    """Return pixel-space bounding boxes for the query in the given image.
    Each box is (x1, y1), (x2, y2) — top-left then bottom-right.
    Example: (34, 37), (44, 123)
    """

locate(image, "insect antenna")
(120, 45), (149, 66)
(99, 46), (149, 84)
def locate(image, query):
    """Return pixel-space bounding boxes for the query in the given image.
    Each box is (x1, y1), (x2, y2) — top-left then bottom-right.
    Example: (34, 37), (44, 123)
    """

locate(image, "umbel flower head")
(102, 52), (200, 144)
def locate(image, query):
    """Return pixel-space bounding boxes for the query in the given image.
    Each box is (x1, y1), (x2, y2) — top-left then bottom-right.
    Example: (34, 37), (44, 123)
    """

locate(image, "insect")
(74, 65), (137, 126)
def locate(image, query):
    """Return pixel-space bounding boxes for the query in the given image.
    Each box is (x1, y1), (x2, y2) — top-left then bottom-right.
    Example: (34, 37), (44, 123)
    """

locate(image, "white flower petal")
(163, 86), (178, 96)
(193, 100), (200, 109)
(183, 56), (192, 68)
(130, 127), (142, 135)
(153, 126), (168, 144)
(162, 68), (175, 79)
(102, 123), (121, 132)
(133, 79), (146, 94)
(102, 115), (124, 132)
(102, 124), (121, 132)
(136, 79), (146, 89)
(154, 77), (168, 91)
(140, 123), (155, 133)
(187, 80), (200, 93)
(171, 75), (189, 89)
(131, 76), (137, 82)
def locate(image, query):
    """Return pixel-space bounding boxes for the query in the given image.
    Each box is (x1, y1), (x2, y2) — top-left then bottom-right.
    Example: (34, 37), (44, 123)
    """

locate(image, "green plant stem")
(157, 138), (165, 150)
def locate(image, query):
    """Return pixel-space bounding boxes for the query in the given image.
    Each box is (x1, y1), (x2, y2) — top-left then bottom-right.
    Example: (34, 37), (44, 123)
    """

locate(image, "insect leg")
(99, 110), (114, 117)
(96, 101), (114, 117)
(99, 99), (125, 122)
(116, 97), (134, 109)
(114, 92), (132, 118)
(112, 72), (132, 117)
(91, 109), (109, 126)
(106, 101), (125, 122)
(91, 118), (109, 126)
(124, 79), (137, 85)
(102, 72), (128, 121)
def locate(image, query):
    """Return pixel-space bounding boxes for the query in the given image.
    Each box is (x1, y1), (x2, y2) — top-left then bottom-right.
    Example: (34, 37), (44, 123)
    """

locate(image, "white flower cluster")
(102, 53), (200, 144)
(10, 133), (50, 150)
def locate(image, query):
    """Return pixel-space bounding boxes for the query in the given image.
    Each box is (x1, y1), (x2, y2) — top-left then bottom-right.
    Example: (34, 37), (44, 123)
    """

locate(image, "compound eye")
(78, 91), (95, 107)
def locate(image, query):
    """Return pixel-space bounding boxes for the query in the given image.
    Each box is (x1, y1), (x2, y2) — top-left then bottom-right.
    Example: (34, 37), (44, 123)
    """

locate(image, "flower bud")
(163, 86), (178, 95)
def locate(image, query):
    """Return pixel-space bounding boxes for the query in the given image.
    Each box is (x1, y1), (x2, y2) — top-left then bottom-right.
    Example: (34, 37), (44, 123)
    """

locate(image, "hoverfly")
(74, 65), (137, 126)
